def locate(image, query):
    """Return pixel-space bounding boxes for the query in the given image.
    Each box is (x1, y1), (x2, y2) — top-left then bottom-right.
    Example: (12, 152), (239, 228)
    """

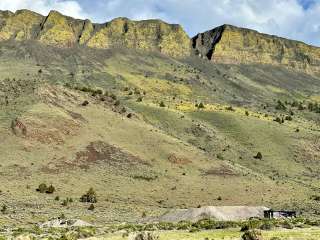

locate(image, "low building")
(264, 210), (297, 219)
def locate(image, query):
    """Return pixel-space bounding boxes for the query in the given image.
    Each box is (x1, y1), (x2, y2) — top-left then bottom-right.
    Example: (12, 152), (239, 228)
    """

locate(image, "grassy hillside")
(0, 40), (320, 227)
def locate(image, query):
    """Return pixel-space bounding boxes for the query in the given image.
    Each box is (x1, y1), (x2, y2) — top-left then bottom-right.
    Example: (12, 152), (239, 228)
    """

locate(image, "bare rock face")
(0, 10), (191, 58)
(192, 24), (320, 74)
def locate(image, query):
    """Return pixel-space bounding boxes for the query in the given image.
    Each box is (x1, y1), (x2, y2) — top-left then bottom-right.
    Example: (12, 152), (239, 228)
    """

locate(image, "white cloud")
(83, 0), (320, 46)
(0, 0), (88, 19)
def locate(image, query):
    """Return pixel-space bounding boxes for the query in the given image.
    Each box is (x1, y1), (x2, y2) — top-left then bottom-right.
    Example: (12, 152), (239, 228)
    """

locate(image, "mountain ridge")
(0, 9), (320, 74)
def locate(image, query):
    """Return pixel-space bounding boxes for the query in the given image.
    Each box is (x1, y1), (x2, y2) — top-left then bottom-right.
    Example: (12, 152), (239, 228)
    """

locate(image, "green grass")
(0, 41), (320, 227)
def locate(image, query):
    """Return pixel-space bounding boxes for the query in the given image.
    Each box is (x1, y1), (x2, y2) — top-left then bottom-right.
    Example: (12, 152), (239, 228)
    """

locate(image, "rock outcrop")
(192, 24), (320, 74)
(0, 10), (191, 57)
(0, 9), (320, 74)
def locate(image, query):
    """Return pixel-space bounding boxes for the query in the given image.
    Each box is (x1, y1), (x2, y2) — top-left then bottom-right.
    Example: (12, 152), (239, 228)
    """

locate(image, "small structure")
(264, 210), (296, 219)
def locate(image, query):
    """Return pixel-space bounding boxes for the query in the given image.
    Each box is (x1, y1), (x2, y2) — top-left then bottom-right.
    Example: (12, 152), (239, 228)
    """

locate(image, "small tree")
(80, 188), (97, 203)
(198, 102), (205, 109)
(159, 101), (165, 107)
(88, 204), (95, 211)
(37, 183), (48, 193)
(1, 205), (7, 214)
(254, 152), (263, 160)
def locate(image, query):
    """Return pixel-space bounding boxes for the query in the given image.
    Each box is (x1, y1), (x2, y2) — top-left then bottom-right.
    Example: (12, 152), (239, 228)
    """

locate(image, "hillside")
(0, 10), (319, 227)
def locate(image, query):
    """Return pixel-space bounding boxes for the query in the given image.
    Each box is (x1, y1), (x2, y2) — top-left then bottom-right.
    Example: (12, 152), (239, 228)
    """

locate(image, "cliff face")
(193, 25), (320, 74)
(0, 10), (191, 57)
(1, 9), (320, 74)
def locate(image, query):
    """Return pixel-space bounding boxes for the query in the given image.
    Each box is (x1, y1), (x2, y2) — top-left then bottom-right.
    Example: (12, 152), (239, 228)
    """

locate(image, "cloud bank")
(0, 0), (319, 46)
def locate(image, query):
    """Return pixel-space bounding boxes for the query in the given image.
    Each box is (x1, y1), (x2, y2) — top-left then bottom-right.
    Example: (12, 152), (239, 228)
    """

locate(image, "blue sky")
(0, 0), (319, 46)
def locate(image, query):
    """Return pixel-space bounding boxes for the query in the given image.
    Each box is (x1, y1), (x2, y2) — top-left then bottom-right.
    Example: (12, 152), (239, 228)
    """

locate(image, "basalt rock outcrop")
(0, 9), (191, 57)
(192, 24), (320, 74)
(0, 9), (320, 74)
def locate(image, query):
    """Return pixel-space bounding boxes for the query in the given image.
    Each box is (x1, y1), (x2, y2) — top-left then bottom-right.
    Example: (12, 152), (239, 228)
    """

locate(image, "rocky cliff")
(1, 9), (320, 74)
(0, 9), (191, 57)
(192, 25), (320, 74)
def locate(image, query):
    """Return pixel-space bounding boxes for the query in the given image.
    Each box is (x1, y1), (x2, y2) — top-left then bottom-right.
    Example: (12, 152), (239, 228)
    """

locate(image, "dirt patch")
(168, 154), (192, 165)
(18, 116), (80, 144)
(75, 141), (149, 167)
(41, 141), (149, 173)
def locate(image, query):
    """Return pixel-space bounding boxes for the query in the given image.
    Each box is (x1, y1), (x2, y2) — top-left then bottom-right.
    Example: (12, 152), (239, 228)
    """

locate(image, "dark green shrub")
(137, 97), (143, 102)
(110, 94), (117, 100)
(159, 101), (165, 107)
(55, 196), (60, 201)
(1, 205), (7, 214)
(37, 183), (48, 193)
(225, 106), (235, 111)
(245, 111), (249, 116)
(198, 102), (205, 109)
(82, 100), (89, 106)
(254, 152), (263, 160)
(62, 199), (68, 206)
(275, 100), (286, 111)
(114, 100), (120, 106)
(241, 230), (262, 240)
(46, 185), (55, 194)
(285, 116), (292, 121)
(88, 204), (95, 211)
(80, 188), (97, 203)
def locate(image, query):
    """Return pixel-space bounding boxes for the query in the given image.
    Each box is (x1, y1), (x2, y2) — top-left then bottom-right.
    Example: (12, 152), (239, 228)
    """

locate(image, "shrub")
(254, 152), (263, 160)
(127, 113), (133, 118)
(37, 183), (48, 193)
(82, 100), (89, 106)
(80, 188), (97, 203)
(88, 204), (95, 211)
(245, 111), (249, 116)
(121, 107), (127, 113)
(198, 102), (205, 109)
(225, 106), (235, 111)
(274, 117), (282, 124)
(159, 101), (165, 107)
(114, 100), (120, 106)
(241, 230), (262, 240)
(275, 100), (286, 111)
(285, 116), (293, 121)
(1, 205), (7, 214)
(46, 185), (55, 194)
(110, 94), (117, 100)
(137, 97), (143, 102)
(62, 199), (68, 206)
(55, 196), (60, 201)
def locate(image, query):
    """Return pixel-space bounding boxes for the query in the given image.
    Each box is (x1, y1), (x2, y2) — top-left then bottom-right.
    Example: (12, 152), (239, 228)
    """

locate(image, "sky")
(0, 0), (319, 46)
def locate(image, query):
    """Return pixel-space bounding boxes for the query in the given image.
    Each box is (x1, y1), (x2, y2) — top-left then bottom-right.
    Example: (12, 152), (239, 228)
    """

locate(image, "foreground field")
(92, 228), (320, 240)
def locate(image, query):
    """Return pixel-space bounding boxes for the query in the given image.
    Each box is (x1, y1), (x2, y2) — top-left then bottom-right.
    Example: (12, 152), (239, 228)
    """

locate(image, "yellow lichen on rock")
(0, 9), (43, 41)
(38, 10), (76, 47)
(193, 25), (320, 74)
(87, 18), (190, 57)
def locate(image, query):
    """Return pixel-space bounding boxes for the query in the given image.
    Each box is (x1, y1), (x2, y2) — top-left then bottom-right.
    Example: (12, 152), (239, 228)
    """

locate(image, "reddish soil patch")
(75, 141), (149, 167)
(168, 154), (192, 165)
(41, 141), (149, 173)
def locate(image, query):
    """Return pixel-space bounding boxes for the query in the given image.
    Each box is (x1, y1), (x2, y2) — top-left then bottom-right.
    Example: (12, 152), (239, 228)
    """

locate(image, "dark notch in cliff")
(192, 25), (226, 60)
